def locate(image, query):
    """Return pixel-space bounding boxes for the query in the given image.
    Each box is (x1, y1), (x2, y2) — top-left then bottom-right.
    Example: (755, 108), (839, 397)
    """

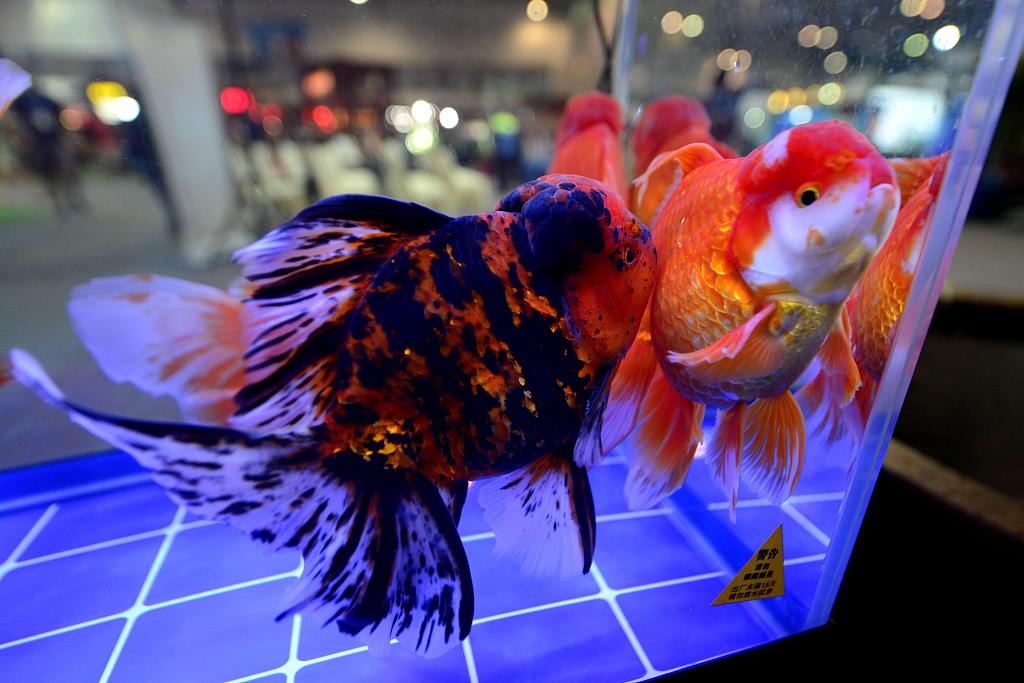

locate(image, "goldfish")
(11, 174), (656, 657)
(631, 95), (737, 177)
(0, 58), (31, 118)
(547, 92), (628, 199)
(799, 153), (948, 440)
(603, 121), (899, 515)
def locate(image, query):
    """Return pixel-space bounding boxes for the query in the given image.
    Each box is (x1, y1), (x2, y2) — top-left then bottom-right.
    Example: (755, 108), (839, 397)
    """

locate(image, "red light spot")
(220, 87), (253, 115)
(312, 105), (335, 130)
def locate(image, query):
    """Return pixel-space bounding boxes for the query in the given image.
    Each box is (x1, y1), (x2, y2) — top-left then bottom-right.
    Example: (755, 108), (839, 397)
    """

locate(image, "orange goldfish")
(800, 154), (949, 439)
(631, 95), (738, 176)
(604, 121), (899, 514)
(547, 92), (628, 199)
(12, 175), (655, 656)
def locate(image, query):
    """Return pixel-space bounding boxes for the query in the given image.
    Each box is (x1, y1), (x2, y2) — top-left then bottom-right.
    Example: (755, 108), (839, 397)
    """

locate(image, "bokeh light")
(406, 126), (437, 154)
(818, 82), (844, 105)
(904, 33), (930, 57)
(766, 90), (789, 114)
(439, 106), (459, 129)
(263, 115), (283, 136)
(787, 87), (807, 107)
(301, 69), (335, 99)
(921, 0), (945, 20)
(734, 50), (752, 72)
(681, 14), (704, 38)
(824, 51), (848, 74)
(716, 48), (737, 71)
(816, 26), (838, 50)
(933, 25), (960, 51)
(526, 0), (548, 22)
(59, 107), (86, 131)
(900, 0), (924, 17)
(219, 87), (253, 115)
(661, 11), (683, 34)
(788, 105), (813, 126)
(743, 107), (766, 128)
(411, 99), (435, 123)
(86, 81), (127, 105)
(798, 24), (819, 48)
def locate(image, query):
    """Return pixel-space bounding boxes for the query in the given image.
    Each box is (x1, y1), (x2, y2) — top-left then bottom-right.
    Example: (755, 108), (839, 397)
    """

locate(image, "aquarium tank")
(0, 0), (1021, 681)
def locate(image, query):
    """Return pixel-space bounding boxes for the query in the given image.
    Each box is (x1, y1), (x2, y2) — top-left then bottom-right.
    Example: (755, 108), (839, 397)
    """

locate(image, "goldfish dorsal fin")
(665, 303), (787, 386)
(631, 143), (722, 228)
(231, 195), (452, 432)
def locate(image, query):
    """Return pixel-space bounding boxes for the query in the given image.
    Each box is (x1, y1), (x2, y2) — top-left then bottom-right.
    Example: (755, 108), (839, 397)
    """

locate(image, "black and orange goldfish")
(11, 175), (656, 656)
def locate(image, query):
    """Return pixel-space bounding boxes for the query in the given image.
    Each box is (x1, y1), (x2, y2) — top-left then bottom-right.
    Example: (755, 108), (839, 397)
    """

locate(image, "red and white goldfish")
(547, 92), (628, 199)
(0, 58), (30, 118)
(604, 121), (899, 514)
(12, 175), (655, 657)
(631, 95), (737, 177)
(800, 154), (949, 440)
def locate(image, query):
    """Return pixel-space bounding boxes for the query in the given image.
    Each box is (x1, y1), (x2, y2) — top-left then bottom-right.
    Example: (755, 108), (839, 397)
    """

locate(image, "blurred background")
(0, 0), (1020, 501)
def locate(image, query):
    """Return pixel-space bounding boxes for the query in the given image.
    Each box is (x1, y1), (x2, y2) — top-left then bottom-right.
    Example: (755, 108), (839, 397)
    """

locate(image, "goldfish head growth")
(730, 121), (898, 305)
(498, 174), (656, 362)
(554, 92), (624, 148)
(632, 96), (713, 172)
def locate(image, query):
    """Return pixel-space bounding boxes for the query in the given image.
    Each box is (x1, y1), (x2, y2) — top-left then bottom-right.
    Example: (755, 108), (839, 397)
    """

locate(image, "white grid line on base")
(462, 636), (480, 683)
(0, 479), (842, 682)
(780, 503), (832, 547)
(98, 507), (187, 683)
(0, 504), (58, 577)
(588, 561), (659, 679)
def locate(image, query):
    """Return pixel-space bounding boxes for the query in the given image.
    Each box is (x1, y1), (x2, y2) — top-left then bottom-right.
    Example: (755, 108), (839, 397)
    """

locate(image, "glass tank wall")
(0, 0), (1021, 681)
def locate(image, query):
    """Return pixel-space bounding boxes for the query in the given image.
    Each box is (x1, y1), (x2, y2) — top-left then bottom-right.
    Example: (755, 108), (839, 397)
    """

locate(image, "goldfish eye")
(796, 185), (820, 207)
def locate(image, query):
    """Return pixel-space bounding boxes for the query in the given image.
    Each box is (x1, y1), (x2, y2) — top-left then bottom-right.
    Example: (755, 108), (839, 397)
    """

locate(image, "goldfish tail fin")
(600, 332), (658, 455)
(796, 315), (861, 445)
(478, 452), (596, 580)
(10, 348), (473, 658)
(706, 404), (745, 520)
(230, 195), (451, 433)
(68, 275), (245, 425)
(742, 392), (806, 506)
(621, 367), (704, 510)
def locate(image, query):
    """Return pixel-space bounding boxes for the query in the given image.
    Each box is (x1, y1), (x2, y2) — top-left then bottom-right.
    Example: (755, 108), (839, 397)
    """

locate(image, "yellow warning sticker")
(711, 524), (784, 606)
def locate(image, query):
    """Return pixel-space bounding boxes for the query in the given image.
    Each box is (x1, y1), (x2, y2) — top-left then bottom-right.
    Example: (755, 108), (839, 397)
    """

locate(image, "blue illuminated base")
(0, 447), (845, 682)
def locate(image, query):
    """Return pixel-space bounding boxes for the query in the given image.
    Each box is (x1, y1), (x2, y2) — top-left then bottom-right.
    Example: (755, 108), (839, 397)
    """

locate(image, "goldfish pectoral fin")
(631, 143), (722, 227)
(230, 194), (453, 433)
(437, 480), (469, 526)
(666, 304), (787, 385)
(706, 404), (746, 521)
(741, 392), (806, 506)
(478, 453), (596, 580)
(68, 275), (245, 425)
(600, 332), (658, 455)
(574, 360), (620, 468)
(796, 318), (862, 444)
(622, 368), (704, 510)
(11, 348), (473, 658)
